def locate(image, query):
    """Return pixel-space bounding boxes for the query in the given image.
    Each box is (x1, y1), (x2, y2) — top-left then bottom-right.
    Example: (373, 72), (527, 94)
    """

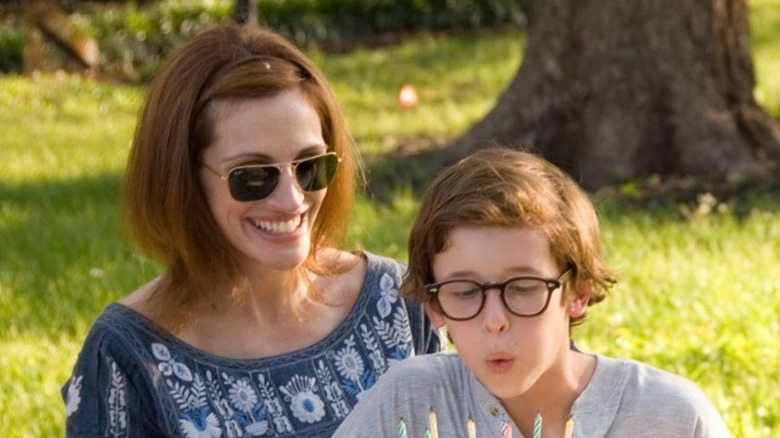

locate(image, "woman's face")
(427, 226), (587, 403)
(199, 88), (328, 274)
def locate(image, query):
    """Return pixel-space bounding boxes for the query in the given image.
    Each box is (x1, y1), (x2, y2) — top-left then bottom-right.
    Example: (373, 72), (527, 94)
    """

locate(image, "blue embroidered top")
(62, 252), (440, 437)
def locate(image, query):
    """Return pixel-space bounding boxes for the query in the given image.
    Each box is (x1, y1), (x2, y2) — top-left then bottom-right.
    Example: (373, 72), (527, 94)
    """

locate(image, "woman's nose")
(266, 167), (305, 209)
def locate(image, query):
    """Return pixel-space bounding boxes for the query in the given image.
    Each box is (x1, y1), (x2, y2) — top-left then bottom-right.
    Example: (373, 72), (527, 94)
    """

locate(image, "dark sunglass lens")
(296, 154), (338, 191)
(228, 167), (280, 201)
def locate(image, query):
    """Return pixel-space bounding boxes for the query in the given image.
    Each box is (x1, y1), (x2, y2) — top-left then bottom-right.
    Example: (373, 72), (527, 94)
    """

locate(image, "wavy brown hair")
(402, 147), (617, 327)
(123, 24), (358, 331)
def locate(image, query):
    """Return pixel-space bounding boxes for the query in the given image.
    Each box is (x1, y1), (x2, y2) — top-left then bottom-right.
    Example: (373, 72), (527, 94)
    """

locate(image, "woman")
(62, 24), (439, 437)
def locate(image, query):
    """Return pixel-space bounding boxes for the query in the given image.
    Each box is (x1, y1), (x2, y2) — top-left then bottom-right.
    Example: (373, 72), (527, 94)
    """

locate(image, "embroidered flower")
(290, 390), (326, 423)
(64, 375), (83, 417)
(280, 375), (325, 424)
(376, 273), (399, 318)
(245, 420), (269, 436)
(151, 342), (193, 381)
(334, 344), (365, 382)
(179, 407), (222, 438)
(228, 378), (259, 412)
(234, 404), (269, 436)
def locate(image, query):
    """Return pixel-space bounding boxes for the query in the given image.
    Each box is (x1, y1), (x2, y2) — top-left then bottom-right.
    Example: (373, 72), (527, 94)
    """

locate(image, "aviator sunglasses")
(203, 152), (340, 202)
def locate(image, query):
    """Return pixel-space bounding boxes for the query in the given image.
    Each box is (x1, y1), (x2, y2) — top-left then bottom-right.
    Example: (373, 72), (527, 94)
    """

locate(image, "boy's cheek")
(424, 302), (447, 328)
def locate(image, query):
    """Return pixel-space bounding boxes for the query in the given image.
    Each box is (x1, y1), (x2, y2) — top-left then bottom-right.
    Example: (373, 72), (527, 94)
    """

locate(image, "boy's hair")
(123, 24), (358, 330)
(403, 147), (617, 326)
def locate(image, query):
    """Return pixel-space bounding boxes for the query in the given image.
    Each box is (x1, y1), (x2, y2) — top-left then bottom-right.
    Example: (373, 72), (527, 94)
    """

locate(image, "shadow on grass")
(361, 142), (444, 202)
(0, 173), (147, 339)
(363, 143), (780, 218)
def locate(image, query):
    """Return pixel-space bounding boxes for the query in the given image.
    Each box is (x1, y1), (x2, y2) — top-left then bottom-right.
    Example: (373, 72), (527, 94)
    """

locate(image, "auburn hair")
(402, 147), (617, 326)
(123, 24), (358, 331)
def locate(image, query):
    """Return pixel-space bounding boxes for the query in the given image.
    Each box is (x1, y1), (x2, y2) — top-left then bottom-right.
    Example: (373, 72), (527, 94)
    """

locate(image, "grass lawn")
(2, 3), (780, 435)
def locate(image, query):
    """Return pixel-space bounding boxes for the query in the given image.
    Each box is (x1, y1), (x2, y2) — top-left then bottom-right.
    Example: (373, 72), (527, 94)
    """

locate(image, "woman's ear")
(424, 302), (447, 329)
(567, 279), (592, 318)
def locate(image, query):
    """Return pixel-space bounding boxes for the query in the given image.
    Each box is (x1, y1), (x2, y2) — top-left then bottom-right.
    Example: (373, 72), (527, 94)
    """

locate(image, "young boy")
(333, 147), (730, 437)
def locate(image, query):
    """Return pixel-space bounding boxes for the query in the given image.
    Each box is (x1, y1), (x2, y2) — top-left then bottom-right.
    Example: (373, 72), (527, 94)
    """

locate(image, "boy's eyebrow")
(438, 266), (547, 279)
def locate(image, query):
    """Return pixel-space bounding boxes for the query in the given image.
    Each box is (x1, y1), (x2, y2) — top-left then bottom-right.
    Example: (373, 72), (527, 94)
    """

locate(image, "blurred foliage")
(0, 24), (23, 72)
(0, 0), (529, 80)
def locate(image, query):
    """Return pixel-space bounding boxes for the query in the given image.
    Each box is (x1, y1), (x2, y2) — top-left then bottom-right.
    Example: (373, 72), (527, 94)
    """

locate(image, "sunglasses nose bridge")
(272, 163), (307, 195)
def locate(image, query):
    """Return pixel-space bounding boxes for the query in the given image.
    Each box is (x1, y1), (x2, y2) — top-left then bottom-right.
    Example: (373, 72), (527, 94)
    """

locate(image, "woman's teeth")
(254, 216), (301, 234)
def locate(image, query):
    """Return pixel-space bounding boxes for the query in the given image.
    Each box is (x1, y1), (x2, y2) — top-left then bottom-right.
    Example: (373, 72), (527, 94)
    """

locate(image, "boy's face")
(426, 225), (589, 403)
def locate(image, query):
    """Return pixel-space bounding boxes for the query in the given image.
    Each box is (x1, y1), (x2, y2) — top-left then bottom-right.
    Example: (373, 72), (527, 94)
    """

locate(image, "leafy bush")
(80, 2), (233, 81)
(261, 0), (528, 50)
(0, 23), (24, 72)
(0, 0), (528, 79)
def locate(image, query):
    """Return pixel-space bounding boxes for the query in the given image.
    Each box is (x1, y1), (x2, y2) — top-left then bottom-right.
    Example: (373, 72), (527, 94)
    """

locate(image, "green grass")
(2, 8), (780, 436)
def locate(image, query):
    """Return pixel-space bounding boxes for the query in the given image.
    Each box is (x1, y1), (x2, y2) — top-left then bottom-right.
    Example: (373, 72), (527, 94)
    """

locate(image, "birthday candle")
(564, 417), (574, 438)
(500, 413), (512, 438)
(428, 409), (439, 438)
(467, 418), (477, 438)
(422, 430), (432, 438)
(397, 418), (407, 438)
(532, 412), (543, 438)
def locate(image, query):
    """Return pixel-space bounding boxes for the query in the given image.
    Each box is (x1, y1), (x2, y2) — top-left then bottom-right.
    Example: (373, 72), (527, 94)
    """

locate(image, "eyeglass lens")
(434, 277), (554, 320)
(227, 153), (339, 202)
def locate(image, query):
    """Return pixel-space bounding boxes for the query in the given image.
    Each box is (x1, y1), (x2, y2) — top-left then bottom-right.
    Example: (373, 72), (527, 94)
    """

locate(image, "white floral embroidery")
(256, 373), (293, 434)
(244, 420), (268, 436)
(152, 342), (171, 361)
(228, 378), (258, 413)
(179, 410), (222, 438)
(152, 342), (193, 381)
(280, 375), (325, 424)
(376, 273), (399, 318)
(314, 360), (350, 419)
(64, 375), (83, 417)
(290, 391), (326, 423)
(107, 359), (128, 436)
(333, 343), (365, 382)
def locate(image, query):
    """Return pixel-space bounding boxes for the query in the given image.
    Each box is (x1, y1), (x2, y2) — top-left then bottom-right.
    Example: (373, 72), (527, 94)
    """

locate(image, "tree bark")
(234, 0), (258, 26)
(439, 0), (780, 190)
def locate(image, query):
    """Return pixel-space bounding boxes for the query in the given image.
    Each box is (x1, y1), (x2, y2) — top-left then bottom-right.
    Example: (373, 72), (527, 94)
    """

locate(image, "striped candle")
(500, 413), (512, 438)
(532, 412), (542, 438)
(397, 418), (407, 438)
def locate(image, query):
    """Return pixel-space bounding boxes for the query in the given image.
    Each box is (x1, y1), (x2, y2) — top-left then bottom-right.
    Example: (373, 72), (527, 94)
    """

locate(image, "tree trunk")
(234, 0), (258, 26)
(439, 0), (780, 191)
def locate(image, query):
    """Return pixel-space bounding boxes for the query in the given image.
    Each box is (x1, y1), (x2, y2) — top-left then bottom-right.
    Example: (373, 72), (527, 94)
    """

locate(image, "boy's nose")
(481, 290), (510, 334)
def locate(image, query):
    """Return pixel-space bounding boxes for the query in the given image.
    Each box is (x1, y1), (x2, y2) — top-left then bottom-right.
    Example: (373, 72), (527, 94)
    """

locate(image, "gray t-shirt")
(333, 352), (731, 437)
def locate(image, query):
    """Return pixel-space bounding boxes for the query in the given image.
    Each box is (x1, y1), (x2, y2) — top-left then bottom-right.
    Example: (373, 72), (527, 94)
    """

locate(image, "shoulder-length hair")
(402, 146), (617, 327)
(123, 24), (358, 331)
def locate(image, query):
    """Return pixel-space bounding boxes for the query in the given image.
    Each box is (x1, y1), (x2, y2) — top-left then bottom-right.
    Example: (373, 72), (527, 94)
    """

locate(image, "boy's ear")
(424, 302), (447, 328)
(567, 280), (592, 318)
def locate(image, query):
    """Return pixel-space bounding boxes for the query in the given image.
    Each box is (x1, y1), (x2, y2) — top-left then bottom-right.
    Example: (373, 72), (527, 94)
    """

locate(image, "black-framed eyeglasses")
(425, 269), (573, 321)
(203, 152), (340, 202)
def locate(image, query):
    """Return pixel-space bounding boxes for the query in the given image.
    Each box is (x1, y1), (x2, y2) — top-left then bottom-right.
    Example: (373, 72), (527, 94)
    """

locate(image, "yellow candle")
(428, 409), (439, 438)
(564, 418), (574, 438)
(467, 418), (476, 438)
